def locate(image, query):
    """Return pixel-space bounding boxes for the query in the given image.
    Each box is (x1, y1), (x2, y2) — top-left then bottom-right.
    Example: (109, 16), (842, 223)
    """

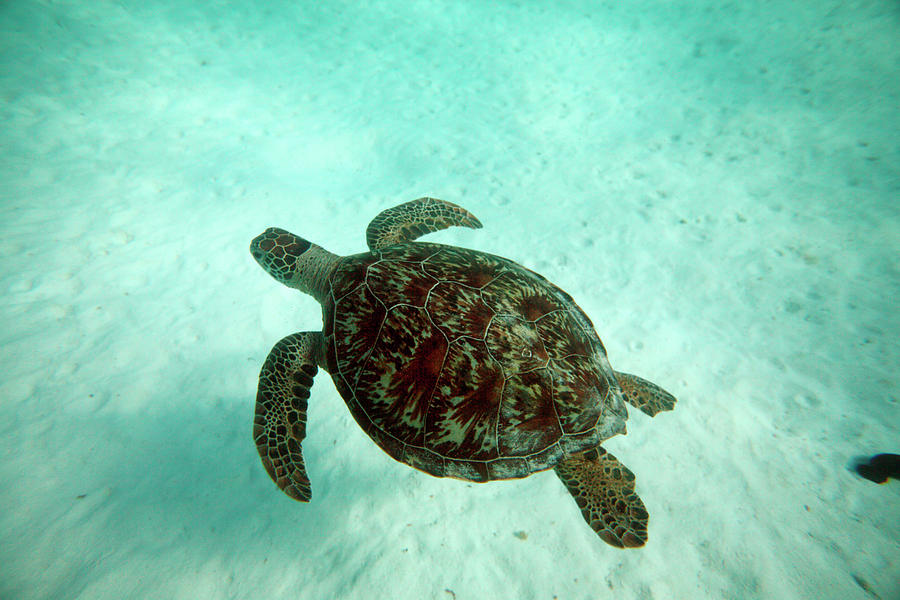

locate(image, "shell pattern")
(322, 242), (626, 482)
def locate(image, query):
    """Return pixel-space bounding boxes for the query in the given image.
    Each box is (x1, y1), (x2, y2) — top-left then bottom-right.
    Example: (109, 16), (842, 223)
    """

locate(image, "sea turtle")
(250, 198), (676, 547)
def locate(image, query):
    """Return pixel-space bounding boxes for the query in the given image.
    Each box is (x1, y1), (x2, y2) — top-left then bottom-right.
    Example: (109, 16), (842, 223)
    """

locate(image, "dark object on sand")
(854, 454), (900, 484)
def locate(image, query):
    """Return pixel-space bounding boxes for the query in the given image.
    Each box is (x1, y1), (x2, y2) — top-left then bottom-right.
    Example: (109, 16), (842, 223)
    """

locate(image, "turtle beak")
(249, 230), (271, 264)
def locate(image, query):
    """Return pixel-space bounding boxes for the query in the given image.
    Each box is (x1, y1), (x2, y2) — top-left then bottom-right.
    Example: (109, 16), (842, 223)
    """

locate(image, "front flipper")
(555, 447), (648, 548)
(254, 331), (325, 502)
(365, 197), (482, 251)
(615, 371), (676, 417)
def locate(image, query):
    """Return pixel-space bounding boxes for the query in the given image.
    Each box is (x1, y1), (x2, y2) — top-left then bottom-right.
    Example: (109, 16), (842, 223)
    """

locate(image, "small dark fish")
(854, 454), (900, 484)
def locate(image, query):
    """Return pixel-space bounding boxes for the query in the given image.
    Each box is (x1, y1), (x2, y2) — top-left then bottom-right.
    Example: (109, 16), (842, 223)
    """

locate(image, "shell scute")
(328, 283), (386, 391)
(354, 303), (446, 445)
(497, 368), (562, 456)
(422, 245), (505, 288)
(535, 309), (596, 359)
(482, 268), (567, 321)
(487, 457), (529, 479)
(426, 281), (493, 339)
(485, 315), (549, 376)
(552, 355), (609, 434)
(403, 446), (446, 477)
(444, 458), (490, 482)
(366, 259), (437, 309)
(366, 421), (406, 462)
(525, 443), (565, 473)
(331, 253), (379, 299)
(424, 337), (503, 461)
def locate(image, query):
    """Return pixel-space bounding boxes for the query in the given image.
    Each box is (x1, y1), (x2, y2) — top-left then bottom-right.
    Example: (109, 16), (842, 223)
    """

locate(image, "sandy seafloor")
(1, 1), (898, 599)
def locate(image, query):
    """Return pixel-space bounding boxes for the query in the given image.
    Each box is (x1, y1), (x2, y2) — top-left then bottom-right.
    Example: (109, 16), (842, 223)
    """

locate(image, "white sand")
(1, 1), (898, 598)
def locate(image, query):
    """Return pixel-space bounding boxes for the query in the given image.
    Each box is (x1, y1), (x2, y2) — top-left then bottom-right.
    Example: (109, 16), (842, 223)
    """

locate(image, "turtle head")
(250, 227), (312, 286)
(250, 227), (338, 303)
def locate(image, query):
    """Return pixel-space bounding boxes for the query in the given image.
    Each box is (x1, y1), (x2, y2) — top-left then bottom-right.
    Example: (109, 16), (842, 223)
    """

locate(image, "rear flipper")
(615, 371), (676, 416)
(555, 447), (648, 548)
(254, 331), (325, 502)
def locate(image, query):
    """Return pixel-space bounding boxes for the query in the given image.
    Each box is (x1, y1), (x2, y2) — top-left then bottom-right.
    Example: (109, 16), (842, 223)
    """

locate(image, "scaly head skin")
(250, 227), (339, 304)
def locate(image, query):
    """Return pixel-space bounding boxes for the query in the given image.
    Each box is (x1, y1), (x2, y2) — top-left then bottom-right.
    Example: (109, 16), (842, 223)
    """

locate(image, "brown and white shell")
(322, 242), (627, 482)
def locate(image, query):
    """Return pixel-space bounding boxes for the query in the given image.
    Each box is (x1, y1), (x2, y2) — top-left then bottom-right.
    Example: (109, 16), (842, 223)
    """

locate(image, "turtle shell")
(322, 242), (627, 482)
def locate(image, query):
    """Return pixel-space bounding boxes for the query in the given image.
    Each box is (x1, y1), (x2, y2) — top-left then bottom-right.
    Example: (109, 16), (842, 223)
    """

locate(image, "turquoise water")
(1, 1), (898, 599)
